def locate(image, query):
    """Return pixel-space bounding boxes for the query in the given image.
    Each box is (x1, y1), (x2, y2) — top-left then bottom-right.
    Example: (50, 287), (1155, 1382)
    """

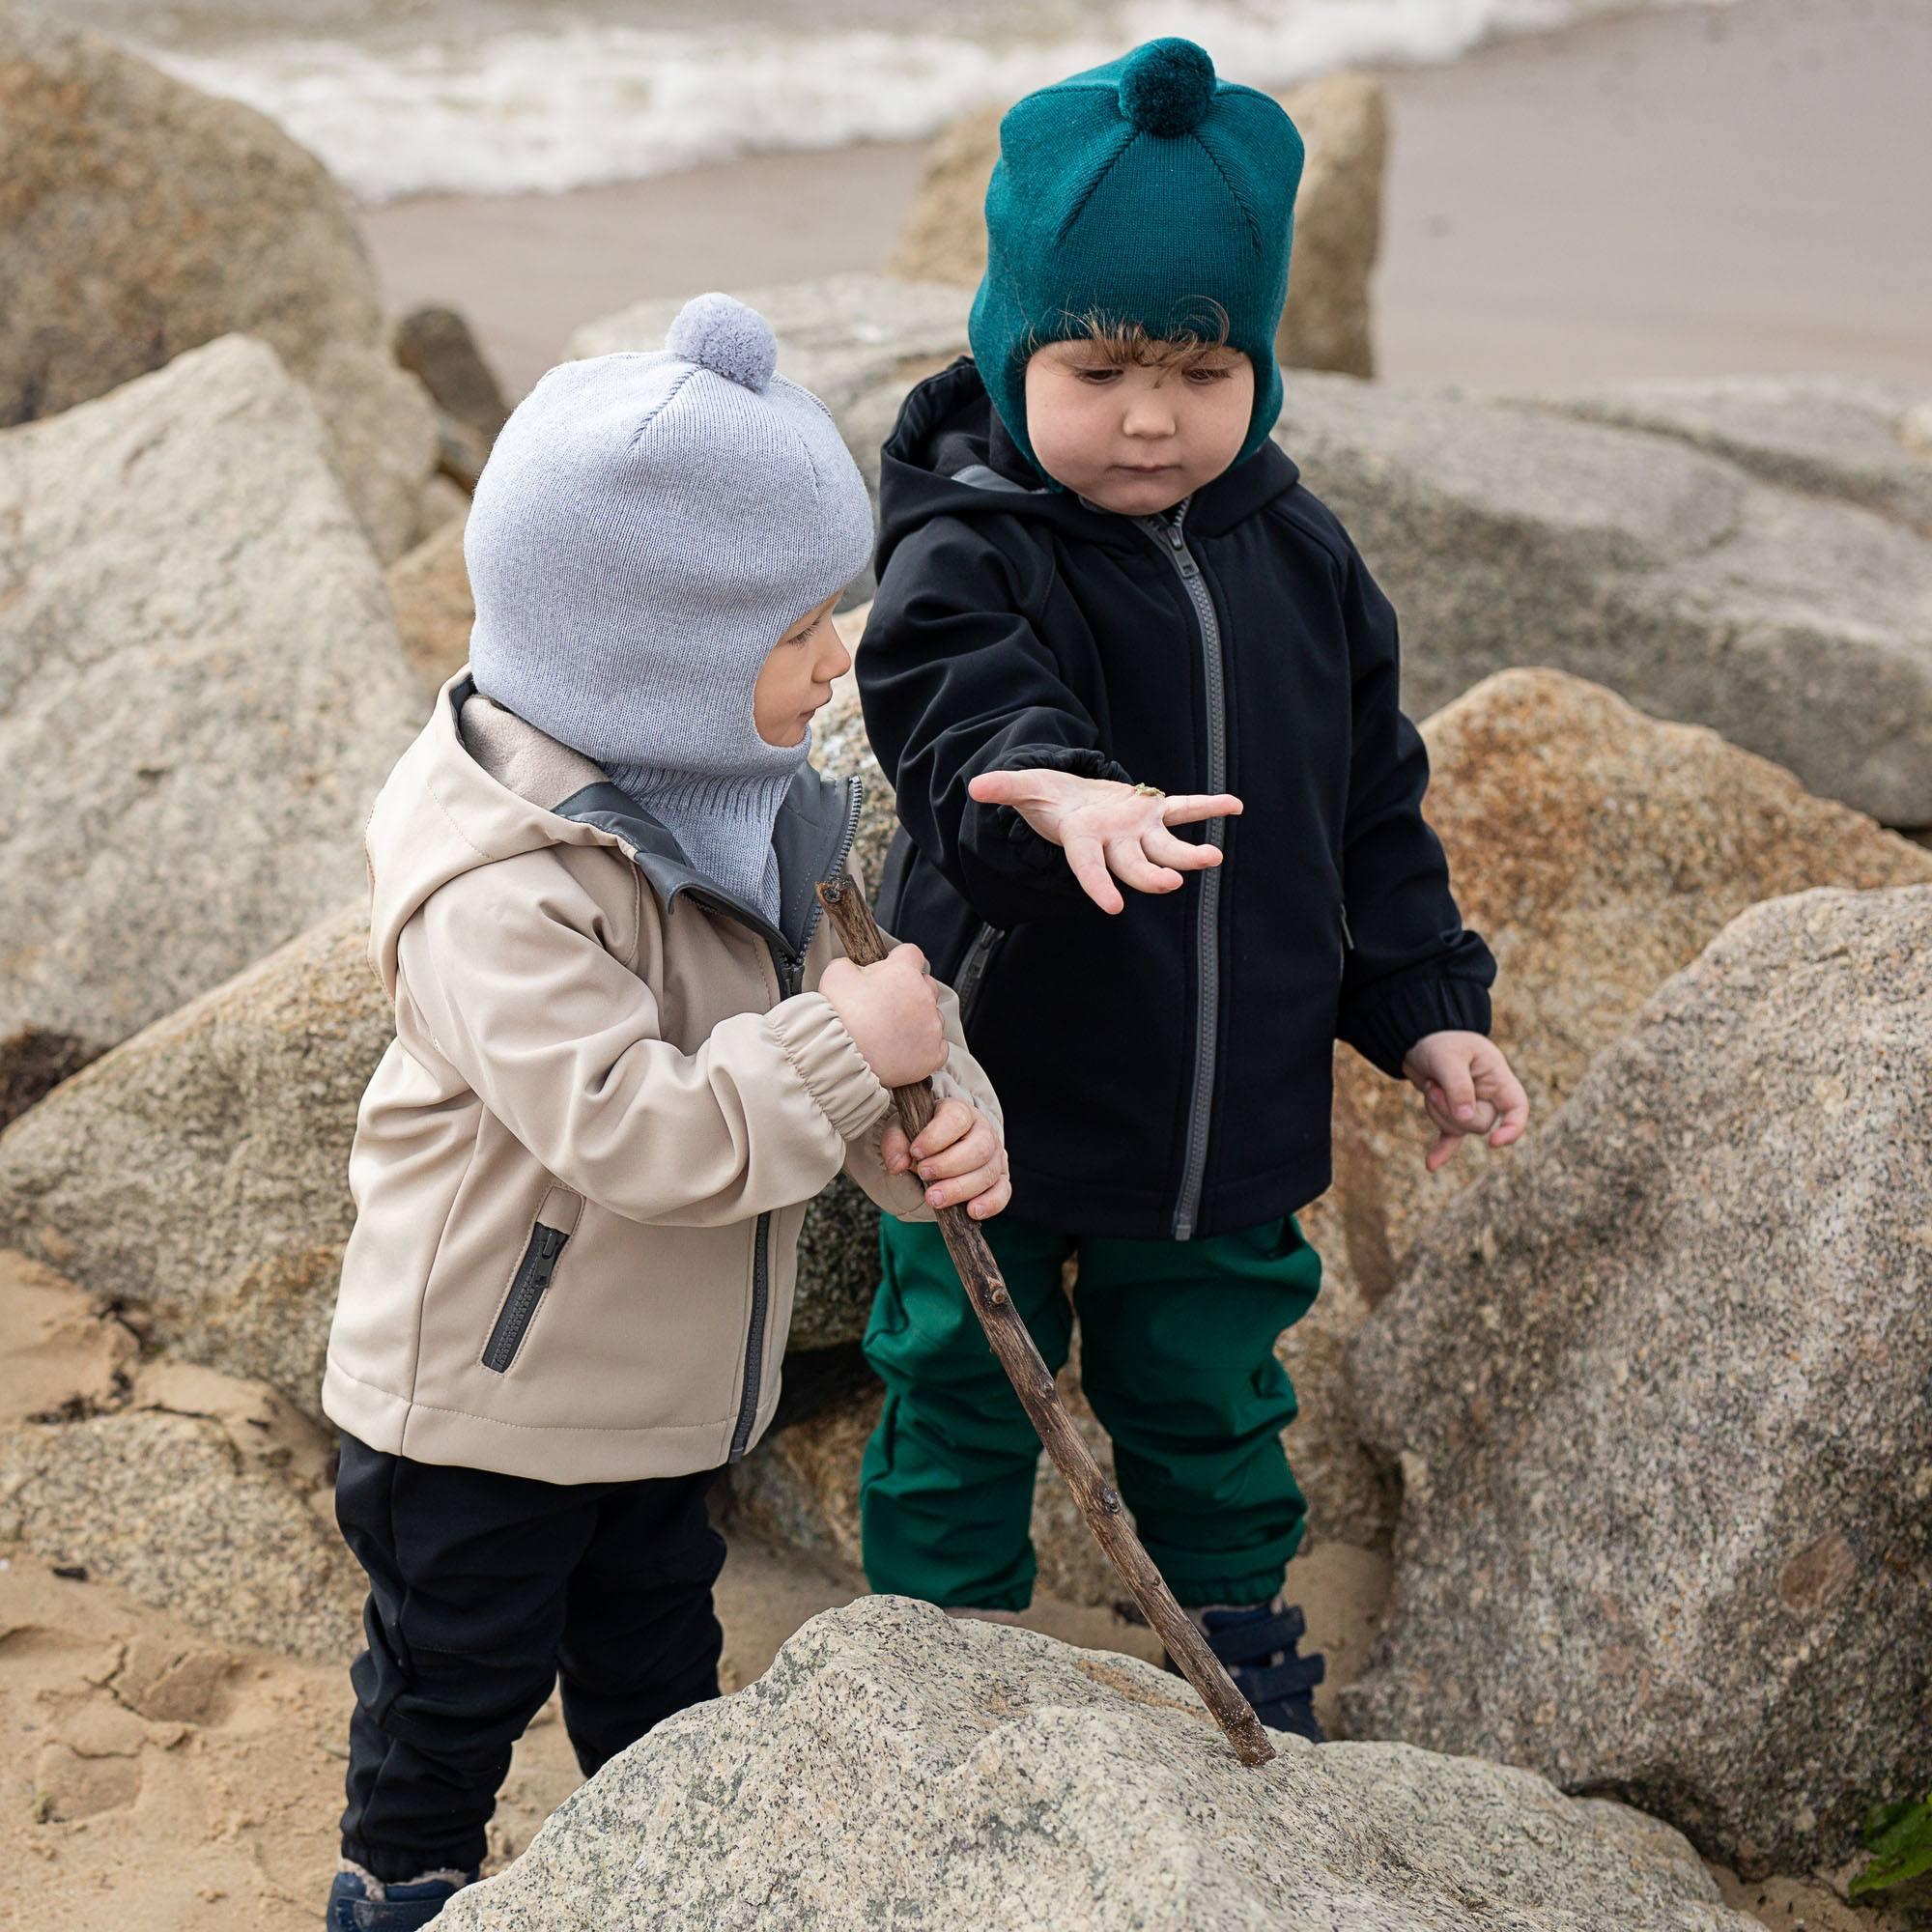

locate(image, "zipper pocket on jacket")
(954, 921), (1006, 1030)
(481, 1223), (569, 1373)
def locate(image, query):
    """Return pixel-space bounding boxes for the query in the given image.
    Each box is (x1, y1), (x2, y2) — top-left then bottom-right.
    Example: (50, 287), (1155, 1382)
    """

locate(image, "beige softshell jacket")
(323, 674), (999, 1483)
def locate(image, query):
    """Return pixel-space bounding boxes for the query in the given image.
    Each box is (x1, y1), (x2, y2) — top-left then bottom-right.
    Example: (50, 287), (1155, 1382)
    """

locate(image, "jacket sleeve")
(1334, 547), (1497, 1079)
(396, 850), (895, 1228)
(859, 515), (1134, 930)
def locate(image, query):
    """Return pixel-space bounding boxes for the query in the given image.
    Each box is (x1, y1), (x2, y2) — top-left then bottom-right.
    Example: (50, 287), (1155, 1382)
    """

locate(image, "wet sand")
(360, 0), (1932, 399)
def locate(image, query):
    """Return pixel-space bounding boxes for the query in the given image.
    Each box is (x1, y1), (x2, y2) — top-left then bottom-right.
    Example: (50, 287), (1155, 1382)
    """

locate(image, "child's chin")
(1091, 474), (1189, 516)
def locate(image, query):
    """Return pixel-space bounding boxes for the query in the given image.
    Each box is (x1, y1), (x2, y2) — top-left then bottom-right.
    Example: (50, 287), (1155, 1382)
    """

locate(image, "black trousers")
(334, 1434), (725, 1882)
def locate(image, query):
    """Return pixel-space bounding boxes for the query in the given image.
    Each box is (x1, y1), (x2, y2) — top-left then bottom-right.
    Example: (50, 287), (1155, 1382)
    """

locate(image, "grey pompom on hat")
(465, 293), (875, 920)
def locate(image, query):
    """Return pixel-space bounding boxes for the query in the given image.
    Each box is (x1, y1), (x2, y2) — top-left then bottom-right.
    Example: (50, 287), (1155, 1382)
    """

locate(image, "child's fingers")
(1104, 838), (1182, 895)
(925, 1153), (1006, 1209)
(1142, 825), (1222, 871)
(880, 1121), (912, 1174)
(1424, 1128), (1461, 1174)
(1484, 1071), (1532, 1148)
(967, 770), (1046, 808)
(1065, 835), (1125, 914)
(917, 1121), (999, 1181)
(965, 1166), (1013, 1221)
(908, 1096), (973, 1160)
(1435, 1057), (1480, 1122)
(1158, 792), (1244, 827)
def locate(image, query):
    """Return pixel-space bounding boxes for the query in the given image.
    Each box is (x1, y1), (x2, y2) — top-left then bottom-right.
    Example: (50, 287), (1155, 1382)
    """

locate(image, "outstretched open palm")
(967, 768), (1243, 915)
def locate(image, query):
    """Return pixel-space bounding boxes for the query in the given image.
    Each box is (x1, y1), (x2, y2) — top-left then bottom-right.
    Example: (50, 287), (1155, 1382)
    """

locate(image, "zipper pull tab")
(1166, 521), (1185, 550)
(538, 1227), (565, 1262)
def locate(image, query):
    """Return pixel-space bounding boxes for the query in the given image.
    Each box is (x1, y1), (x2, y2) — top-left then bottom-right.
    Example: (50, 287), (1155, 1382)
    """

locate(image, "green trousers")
(859, 1212), (1322, 1612)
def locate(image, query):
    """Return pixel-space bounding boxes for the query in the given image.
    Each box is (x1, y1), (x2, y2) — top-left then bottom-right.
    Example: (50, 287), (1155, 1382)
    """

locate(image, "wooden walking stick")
(817, 873), (1277, 1769)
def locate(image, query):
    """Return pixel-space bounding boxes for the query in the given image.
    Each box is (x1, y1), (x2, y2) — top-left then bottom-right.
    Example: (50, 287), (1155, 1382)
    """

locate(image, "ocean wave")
(143, 0), (1729, 203)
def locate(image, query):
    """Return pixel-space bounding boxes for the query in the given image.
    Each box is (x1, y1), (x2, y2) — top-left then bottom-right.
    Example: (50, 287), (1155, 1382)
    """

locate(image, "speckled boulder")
(1282, 375), (1932, 824)
(0, 334), (422, 1102)
(1346, 886), (1932, 1876)
(0, 907), (391, 1414)
(0, 10), (436, 560)
(1514, 373), (1932, 536)
(1328, 668), (1932, 1303)
(440, 1595), (1755, 1932)
(0, 1405), (360, 1660)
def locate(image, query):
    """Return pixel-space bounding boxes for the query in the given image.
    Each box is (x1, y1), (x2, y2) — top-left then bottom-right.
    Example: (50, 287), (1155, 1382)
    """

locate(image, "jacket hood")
(875, 357), (1302, 579)
(364, 674), (861, 999)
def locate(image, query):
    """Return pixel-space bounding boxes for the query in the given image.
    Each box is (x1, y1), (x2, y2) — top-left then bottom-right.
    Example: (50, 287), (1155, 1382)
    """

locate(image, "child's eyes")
(785, 617), (820, 646)
(1072, 367), (1122, 385)
(1185, 365), (1235, 384)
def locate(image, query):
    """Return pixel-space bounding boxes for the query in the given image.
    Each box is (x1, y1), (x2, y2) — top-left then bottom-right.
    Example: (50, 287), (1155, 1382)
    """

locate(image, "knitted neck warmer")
(605, 745), (805, 928)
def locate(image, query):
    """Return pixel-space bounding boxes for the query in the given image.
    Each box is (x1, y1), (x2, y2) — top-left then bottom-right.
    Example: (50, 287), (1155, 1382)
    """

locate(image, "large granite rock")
(0, 1402), (359, 1660)
(1329, 668), (1932, 1302)
(440, 1596), (1754, 1932)
(0, 10), (437, 561)
(1282, 373), (1932, 824)
(1270, 71), (1385, 380)
(569, 277), (970, 606)
(1346, 886), (1932, 1876)
(0, 333), (422, 1111)
(386, 512), (474, 696)
(1512, 374), (1932, 536)
(0, 908), (388, 1414)
(886, 73), (1386, 378)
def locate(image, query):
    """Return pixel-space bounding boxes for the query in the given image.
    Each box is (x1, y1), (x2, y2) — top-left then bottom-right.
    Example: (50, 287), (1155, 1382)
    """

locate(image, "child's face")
(753, 591), (850, 747)
(1022, 340), (1255, 515)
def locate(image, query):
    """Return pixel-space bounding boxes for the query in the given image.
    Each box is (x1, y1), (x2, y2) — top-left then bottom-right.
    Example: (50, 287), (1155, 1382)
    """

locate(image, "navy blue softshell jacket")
(858, 359), (1496, 1241)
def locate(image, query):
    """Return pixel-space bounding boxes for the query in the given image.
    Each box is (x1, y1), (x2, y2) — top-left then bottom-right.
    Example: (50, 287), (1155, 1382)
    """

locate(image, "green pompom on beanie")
(968, 38), (1305, 483)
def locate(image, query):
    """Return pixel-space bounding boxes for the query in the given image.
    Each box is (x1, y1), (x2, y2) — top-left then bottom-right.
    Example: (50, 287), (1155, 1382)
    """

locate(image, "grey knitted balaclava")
(466, 293), (874, 924)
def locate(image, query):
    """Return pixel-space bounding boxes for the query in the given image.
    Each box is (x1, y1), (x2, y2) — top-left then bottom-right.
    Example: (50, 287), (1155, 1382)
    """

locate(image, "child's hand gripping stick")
(817, 870), (1279, 1769)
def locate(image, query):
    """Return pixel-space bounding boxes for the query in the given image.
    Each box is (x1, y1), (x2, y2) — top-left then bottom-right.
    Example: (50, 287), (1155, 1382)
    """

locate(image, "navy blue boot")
(327, 1865), (475, 1929)
(1175, 1600), (1327, 1743)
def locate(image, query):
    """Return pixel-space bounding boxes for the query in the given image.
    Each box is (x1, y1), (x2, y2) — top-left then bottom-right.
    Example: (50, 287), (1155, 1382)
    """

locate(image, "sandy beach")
(361, 0), (1932, 398)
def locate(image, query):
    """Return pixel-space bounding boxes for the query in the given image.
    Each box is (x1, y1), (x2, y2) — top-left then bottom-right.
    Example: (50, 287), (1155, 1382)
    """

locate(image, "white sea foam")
(140, 0), (1730, 204)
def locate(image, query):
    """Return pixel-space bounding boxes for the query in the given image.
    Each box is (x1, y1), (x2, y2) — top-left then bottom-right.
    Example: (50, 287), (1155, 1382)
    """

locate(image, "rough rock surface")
(0, 908), (389, 1413)
(387, 512), (475, 695)
(0, 10), (436, 560)
(886, 74), (1385, 378)
(1330, 668), (1932, 1301)
(440, 1596), (1755, 1932)
(0, 334), (422, 1074)
(0, 1404), (359, 1660)
(1282, 374), (1932, 824)
(1513, 373), (1932, 536)
(1270, 71), (1385, 379)
(570, 277), (970, 604)
(1346, 886), (1932, 1875)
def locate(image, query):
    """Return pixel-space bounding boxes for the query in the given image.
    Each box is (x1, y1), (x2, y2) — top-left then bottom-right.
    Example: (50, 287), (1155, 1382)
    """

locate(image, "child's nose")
(1122, 398), (1177, 437)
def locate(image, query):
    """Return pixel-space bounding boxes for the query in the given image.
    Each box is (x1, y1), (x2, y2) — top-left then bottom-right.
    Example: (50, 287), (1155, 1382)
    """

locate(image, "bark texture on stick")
(816, 872), (1277, 1769)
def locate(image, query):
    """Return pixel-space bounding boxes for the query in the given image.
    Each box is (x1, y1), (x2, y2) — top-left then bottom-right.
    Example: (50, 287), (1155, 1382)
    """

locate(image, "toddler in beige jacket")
(322, 294), (1005, 1930)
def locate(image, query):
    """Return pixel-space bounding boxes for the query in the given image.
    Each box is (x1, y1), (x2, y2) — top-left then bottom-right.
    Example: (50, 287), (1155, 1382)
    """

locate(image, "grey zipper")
(1136, 497), (1225, 1242)
(481, 1224), (568, 1372)
(726, 776), (866, 1461)
(954, 920), (1004, 1029)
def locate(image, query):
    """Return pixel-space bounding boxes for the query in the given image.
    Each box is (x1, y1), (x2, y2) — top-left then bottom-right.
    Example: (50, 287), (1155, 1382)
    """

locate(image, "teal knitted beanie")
(968, 38), (1304, 481)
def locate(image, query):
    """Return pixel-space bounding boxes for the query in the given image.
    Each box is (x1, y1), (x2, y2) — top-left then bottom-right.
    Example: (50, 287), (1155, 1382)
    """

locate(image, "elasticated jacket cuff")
(1339, 973), (1494, 1081)
(767, 994), (895, 1141)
